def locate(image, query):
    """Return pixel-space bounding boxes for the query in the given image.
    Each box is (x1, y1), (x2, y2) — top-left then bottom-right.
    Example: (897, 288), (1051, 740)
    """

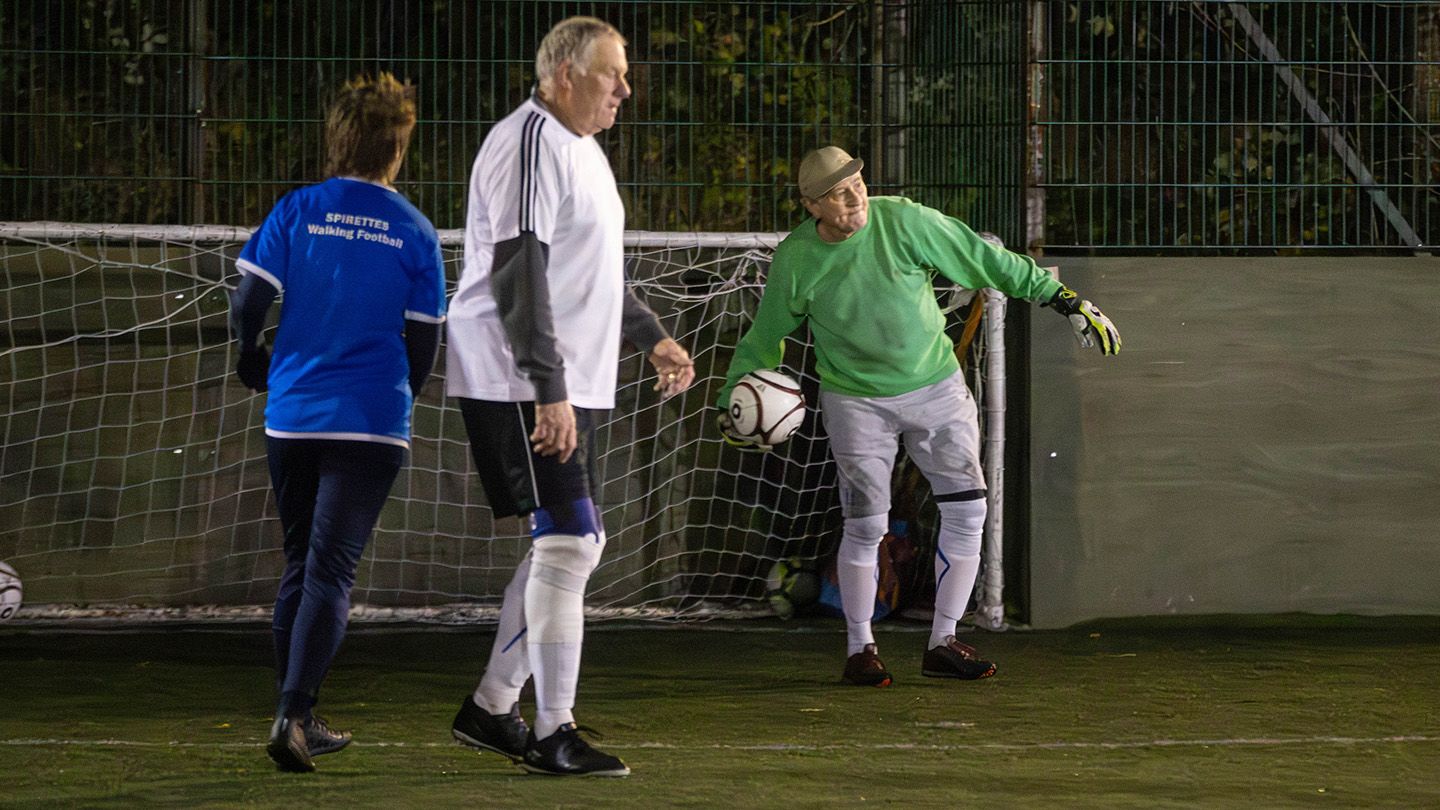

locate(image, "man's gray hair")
(535, 17), (625, 84)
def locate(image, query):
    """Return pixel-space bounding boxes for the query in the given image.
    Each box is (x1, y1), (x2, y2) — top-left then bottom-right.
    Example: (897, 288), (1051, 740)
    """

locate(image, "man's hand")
(236, 346), (271, 392)
(648, 337), (696, 399)
(532, 400), (578, 463)
(1046, 287), (1122, 355)
(715, 410), (772, 453)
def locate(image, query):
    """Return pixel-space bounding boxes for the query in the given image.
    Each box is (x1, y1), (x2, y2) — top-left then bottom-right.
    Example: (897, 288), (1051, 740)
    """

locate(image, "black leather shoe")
(267, 715), (315, 773)
(921, 635), (997, 680)
(842, 643), (894, 687)
(521, 723), (629, 777)
(452, 697), (528, 762)
(304, 715), (351, 757)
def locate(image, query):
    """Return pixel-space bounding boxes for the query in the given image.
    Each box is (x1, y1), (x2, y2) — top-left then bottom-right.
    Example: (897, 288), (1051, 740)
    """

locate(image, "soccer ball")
(0, 561), (22, 621)
(728, 370), (805, 447)
(765, 556), (821, 620)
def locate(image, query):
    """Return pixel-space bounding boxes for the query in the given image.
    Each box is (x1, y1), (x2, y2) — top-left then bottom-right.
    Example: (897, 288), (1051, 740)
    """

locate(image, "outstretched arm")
(909, 203), (1121, 355)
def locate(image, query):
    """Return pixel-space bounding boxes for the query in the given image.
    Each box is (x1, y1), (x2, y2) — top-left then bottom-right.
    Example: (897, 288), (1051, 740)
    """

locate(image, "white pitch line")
(3, 735), (1437, 752)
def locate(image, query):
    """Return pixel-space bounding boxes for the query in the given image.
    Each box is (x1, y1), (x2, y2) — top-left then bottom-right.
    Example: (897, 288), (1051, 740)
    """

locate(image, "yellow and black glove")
(1046, 286), (1122, 355)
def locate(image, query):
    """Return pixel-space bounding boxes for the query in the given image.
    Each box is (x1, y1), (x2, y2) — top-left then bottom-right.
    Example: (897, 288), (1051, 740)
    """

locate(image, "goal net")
(0, 223), (1007, 626)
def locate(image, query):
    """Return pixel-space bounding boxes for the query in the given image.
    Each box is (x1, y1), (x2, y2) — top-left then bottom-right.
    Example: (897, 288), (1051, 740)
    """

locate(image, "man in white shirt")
(445, 16), (694, 777)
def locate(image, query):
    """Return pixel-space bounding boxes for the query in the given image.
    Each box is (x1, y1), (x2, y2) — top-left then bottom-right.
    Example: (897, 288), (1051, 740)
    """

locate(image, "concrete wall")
(1027, 257), (1440, 628)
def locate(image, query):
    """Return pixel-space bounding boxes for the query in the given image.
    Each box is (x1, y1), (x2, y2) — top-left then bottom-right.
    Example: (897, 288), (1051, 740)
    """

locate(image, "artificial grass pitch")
(1, 616), (1438, 808)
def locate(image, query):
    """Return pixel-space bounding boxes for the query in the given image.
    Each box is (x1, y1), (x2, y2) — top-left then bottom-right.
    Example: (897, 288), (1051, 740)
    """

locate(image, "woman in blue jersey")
(229, 73), (447, 773)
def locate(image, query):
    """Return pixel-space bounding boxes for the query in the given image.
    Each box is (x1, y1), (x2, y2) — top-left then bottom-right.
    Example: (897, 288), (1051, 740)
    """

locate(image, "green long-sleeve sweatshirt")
(717, 196), (1063, 407)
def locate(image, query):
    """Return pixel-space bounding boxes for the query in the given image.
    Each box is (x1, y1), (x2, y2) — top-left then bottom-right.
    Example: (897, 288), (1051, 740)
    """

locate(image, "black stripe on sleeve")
(529, 117), (545, 232)
(517, 111), (546, 234)
(518, 113), (536, 232)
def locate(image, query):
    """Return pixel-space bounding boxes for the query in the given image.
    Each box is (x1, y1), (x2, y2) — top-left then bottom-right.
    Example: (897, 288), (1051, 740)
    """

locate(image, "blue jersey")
(238, 177), (447, 447)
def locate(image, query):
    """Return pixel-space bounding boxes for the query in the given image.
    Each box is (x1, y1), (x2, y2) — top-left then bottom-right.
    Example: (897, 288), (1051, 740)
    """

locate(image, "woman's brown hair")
(324, 73), (417, 180)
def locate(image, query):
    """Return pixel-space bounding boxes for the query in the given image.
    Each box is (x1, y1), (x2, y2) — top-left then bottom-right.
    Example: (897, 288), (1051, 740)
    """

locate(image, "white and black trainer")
(452, 697), (528, 762)
(521, 723), (630, 777)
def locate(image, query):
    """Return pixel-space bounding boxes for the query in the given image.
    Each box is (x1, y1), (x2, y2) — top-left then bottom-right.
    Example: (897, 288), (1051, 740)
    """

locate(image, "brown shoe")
(922, 635), (997, 680)
(842, 643), (893, 687)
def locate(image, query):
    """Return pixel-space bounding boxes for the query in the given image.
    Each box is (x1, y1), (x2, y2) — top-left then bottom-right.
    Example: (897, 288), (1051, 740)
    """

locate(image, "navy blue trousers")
(267, 437), (403, 713)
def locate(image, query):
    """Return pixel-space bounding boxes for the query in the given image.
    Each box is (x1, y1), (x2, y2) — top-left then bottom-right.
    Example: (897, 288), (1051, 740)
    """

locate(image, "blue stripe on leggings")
(500, 627), (527, 653)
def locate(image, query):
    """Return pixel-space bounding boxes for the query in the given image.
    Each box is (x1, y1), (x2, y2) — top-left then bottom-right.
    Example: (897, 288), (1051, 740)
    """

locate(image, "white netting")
(0, 223), (1003, 624)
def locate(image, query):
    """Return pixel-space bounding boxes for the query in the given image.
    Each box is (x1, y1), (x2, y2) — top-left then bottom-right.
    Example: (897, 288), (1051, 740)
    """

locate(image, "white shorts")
(819, 371), (984, 519)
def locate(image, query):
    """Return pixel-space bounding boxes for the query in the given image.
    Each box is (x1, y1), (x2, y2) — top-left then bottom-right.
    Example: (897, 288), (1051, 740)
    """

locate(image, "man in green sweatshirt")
(716, 146), (1120, 687)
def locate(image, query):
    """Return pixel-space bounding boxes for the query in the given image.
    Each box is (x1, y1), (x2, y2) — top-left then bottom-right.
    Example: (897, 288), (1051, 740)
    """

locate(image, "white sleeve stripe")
(404, 310), (446, 324)
(236, 257), (283, 292)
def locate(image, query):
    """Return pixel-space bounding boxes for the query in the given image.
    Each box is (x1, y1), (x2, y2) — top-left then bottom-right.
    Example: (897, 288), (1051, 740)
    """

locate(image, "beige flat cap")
(798, 146), (864, 199)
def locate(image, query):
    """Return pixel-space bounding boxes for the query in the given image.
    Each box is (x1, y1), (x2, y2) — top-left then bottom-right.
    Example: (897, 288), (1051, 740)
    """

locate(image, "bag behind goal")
(0, 223), (1008, 627)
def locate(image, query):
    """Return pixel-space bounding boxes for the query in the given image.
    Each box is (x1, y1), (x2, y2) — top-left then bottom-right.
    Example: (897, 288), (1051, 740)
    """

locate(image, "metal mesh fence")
(0, 1), (1025, 237)
(1040, 0), (1439, 252)
(3, 2), (1435, 249)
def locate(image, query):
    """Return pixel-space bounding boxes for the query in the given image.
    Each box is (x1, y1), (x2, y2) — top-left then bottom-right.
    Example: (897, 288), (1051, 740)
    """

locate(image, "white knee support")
(937, 499), (986, 558)
(530, 531), (605, 593)
(838, 514), (888, 567)
(526, 531), (605, 644)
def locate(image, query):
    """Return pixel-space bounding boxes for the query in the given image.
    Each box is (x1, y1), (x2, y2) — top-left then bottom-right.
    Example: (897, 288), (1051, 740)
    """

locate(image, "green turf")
(1, 616), (1438, 808)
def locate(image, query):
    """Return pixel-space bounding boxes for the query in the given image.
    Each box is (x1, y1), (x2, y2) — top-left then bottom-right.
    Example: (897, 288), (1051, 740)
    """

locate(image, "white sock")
(474, 555), (532, 715)
(531, 641), (580, 739)
(837, 514), (887, 656)
(930, 553), (980, 649)
(930, 499), (985, 649)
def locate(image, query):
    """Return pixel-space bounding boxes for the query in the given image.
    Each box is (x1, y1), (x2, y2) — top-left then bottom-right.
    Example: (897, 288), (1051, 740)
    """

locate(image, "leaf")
(650, 29), (681, 48)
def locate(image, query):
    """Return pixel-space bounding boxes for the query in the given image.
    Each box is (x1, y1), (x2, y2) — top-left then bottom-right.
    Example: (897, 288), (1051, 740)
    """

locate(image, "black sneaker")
(266, 715), (315, 773)
(304, 715), (351, 757)
(842, 643), (894, 687)
(452, 697), (528, 763)
(521, 723), (630, 777)
(922, 635), (997, 680)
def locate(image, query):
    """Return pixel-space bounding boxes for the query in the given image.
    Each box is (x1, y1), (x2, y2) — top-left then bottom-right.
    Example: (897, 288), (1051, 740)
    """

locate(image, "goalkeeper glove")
(1045, 286), (1122, 355)
(715, 411), (772, 453)
(236, 345), (271, 392)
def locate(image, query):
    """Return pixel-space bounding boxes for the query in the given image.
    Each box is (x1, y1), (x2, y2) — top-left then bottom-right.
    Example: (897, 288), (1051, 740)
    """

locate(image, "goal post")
(0, 222), (1008, 626)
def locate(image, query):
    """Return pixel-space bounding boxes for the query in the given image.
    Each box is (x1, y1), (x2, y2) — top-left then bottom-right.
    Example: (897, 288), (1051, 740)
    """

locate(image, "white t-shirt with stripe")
(446, 96), (627, 409)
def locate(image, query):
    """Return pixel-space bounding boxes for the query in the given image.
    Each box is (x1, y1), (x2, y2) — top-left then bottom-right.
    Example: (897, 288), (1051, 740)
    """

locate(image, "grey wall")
(1027, 257), (1440, 628)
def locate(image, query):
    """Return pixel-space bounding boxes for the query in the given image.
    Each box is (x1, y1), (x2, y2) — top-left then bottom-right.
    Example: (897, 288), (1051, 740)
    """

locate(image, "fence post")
(187, 0), (209, 224)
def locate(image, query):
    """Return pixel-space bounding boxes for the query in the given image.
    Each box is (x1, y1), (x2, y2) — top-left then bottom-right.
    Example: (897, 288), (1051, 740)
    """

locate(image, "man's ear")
(554, 59), (574, 92)
(800, 197), (819, 218)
